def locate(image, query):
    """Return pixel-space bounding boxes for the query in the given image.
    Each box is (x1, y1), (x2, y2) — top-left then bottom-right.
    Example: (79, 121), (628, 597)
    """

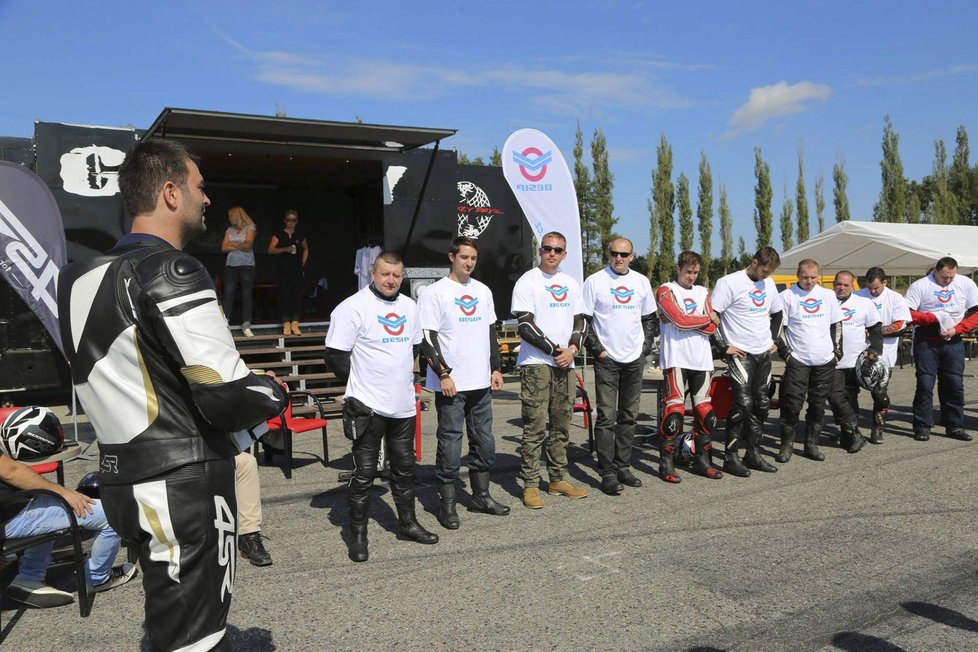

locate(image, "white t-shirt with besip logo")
(325, 286), (421, 418)
(904, 272), (978, 330)
(854, 286), (912, 367)
(779, 284), (843, 366)
(582, 266), (656, 364)
(417, 275), (497, 392)
(836, 293), (882, 369)
(658, 281), (714, 372)
(511, 266), (582, 368)
(711, 269), (784, 355)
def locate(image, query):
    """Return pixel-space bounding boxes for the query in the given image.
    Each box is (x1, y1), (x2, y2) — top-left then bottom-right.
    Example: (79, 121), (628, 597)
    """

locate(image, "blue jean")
(913, 337), (965, 433)
(434, 387), (496, 484)
(223, 265), (255, 328)
(4, 495), (120, 585)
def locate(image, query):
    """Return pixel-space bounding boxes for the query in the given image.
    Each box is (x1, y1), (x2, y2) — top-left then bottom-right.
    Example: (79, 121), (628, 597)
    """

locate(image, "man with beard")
(710, 247), (784, 477)
(582, 237), (657, 495)
(854, 267), (912, 443)
(57, 139), (287, 651)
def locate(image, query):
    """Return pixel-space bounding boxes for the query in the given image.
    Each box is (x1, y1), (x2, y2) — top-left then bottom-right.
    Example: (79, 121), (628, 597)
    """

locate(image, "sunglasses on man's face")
(609, 251), (632, 258)
(541, 245), (565, 254)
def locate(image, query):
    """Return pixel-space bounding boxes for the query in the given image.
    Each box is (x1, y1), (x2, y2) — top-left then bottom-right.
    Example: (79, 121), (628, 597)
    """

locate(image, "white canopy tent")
(776, 221), (978, 276)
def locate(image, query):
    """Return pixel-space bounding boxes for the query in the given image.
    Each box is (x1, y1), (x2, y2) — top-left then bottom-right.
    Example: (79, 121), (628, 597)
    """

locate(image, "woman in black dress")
(267, 209), (309, 335)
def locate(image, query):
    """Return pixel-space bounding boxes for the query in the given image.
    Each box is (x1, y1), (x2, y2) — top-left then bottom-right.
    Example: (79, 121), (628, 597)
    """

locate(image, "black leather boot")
(842, 423), (866, 453)
(658, 436), (681, 483)
(774, 424), (794, 463)
(238, 532), (273, 566)
(803, 422), (825, 461)
(869, 411), (885, 444)
(691, 434), (723, 479)
(722, 431), (751, 478)
(393, 494), (439, 545)
(744, 431), (778, 472)
(347, 495), (369, 562)
(437, 483), (460, 529)
(467, 471), (510, 515)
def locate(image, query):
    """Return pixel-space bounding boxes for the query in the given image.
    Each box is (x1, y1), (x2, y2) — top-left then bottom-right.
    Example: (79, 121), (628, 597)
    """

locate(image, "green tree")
(696, 152), (713, 286)
(833, 160), (851, 222)
(950, 126), (972, 224)
(591, 127), (619, 262)
(796, 148), (810, 242)
(737, 236), (749, 268)
(573, 122), (598, 272)
(677, 173), (694, 252)
(873, 115), (908, 223)
(651, 133), (675, 282)
(753, 147), (773, 249)
(719, 184), (733, 275)
(814, 171), (826, 232)
(457, 152), (485, 165)
(489, 146), (502, 167)
(780, 186), (794, 250)
(931, 139), (956, 225)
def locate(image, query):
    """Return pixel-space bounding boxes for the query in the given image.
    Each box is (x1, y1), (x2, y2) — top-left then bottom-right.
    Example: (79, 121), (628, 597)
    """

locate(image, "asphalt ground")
(2, 357), (978, 651)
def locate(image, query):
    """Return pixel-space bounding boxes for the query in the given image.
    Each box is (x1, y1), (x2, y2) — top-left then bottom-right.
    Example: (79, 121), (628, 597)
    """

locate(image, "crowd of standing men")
(45, 138), (978, 651)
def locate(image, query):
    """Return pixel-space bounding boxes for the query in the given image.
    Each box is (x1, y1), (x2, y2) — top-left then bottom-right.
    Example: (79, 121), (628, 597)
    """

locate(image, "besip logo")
(683, 297), (698, 314)
(610, 286), (634, 304)
(934, 288), (955, 304)
(455, 295), (478, 316)
(377, 313), (406, 336)
(749, 289), (766, 307)
(842, 307), (856, 321)
(546, 284), (569, 302)
(800, 298), (823, 314)
(513, 147), (552, 182)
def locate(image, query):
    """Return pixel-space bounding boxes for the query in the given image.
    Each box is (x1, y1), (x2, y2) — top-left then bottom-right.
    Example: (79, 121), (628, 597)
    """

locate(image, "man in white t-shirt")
(854, 267), (913, 443)
(711, 246), (784, 477)
(656, 250), (725, 483)
(418, 236), (509, 530)
(774, 259), (846, 463)
(583, 237), (657, 495)
(904, 256), (978, 442)
(324, 252), (439, 562)
(826, 270), (880, 453)
(512, 231), (589, 509)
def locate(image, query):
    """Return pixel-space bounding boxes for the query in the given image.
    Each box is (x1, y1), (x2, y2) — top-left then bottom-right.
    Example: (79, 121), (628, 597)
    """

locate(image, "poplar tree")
(651, 133), (675, 282)
(677, 173), (694, 252)
(932, 139), (955, 225)
(780, 186), (794, 250)
(573, 121), (598, 272)
(950, 125), (973, 225)
(874, 115), (908, 222)
(489, 146), (502, 167)
(591, 127), (618, 261)
(796, 148), (810, 242)
(719, 184), (733, 275)
(833, 160), (851, 222)
(814, 172), (826, 232)
(753, 147), (773, 248)
(696, 152), (713, 286)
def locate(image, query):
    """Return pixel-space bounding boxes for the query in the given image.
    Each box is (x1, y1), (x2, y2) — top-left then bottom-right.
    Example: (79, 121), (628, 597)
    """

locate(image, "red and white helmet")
(0, 406), (65, 460)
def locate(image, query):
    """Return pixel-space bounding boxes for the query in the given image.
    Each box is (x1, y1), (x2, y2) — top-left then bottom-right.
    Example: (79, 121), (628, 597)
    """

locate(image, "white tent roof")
(776, 221), (978, 276)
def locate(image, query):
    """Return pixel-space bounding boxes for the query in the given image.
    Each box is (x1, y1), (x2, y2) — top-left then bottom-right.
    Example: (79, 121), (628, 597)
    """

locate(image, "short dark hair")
(450, 236), (478, 255)
(935, 256), (958, 271)
(372, 251), (403, 269)
(541, 231), (566, 245)
(677, 250), (702, 268)
(119, 139), (198, 218)
(834, 270), (854, 283)
(753, 246), (781, 267)
(864, 266), (887, 284)
(796, 258), (819, 274)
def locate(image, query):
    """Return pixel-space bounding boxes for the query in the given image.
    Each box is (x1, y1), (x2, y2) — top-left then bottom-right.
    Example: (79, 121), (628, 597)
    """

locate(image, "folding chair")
(1, 489), (93, 624)
(264, 384), (330, 479)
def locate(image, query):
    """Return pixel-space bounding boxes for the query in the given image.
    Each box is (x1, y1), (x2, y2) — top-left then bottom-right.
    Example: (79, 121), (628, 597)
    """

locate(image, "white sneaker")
(242, 328), (255, 338)
(7, 578), (75, 608)
(91, 563), (138, 593)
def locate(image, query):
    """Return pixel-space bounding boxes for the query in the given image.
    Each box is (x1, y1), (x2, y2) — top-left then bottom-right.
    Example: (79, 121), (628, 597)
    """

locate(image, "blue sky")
(3, 0), (977, 257)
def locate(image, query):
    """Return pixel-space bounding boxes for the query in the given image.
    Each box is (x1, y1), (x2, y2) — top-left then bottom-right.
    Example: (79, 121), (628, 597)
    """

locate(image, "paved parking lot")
(3, 359), (978, 651)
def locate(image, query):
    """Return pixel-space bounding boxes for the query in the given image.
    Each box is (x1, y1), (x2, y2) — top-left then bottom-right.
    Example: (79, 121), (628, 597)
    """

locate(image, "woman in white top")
(221, 206), (257, 337)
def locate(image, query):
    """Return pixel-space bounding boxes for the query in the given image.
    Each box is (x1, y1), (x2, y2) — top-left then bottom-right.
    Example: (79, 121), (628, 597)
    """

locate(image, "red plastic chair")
(573, 372), (595, 452)
(0, 406), (66, 485)
(264, 384), (329, 479)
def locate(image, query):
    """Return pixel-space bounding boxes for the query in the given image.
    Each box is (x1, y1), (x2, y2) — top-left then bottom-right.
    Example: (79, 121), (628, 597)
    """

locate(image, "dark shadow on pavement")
(902, 601), (978, 632)
(831, 632), (906, 651)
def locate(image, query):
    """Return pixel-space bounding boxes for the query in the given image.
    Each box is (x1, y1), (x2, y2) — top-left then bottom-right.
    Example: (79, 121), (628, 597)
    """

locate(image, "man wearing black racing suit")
(58, 139), (287, 652)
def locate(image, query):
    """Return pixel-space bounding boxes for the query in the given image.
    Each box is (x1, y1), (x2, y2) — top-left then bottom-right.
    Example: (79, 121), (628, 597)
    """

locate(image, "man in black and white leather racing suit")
(57, 139), (286, 652)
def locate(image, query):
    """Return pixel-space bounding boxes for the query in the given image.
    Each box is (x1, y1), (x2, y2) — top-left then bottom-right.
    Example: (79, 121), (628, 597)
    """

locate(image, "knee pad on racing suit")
(694, 402), (716, 436)
(660, 407), (684, 441)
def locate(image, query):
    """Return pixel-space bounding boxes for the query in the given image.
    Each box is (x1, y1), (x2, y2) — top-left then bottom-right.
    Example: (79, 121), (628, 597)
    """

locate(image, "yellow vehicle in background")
(771, 274), (860, 292)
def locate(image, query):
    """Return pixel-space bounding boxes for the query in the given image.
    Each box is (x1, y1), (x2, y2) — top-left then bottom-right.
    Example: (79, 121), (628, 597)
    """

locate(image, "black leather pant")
(779, 358), (848, 428)
(349, 414), (416, 501)
(724, 352), (772, 451)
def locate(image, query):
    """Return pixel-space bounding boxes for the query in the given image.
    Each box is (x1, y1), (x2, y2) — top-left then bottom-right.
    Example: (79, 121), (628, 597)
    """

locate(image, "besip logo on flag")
(610, 286), (634, 304)
(377, 313), (406, 336)
(455, 295), (478, 316)
(513, 147), (552, 182)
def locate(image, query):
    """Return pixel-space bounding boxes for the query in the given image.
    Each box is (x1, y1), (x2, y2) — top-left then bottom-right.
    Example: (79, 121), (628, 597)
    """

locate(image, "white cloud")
(856, 62), (978, 87)
(724, 81), (832, 139)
